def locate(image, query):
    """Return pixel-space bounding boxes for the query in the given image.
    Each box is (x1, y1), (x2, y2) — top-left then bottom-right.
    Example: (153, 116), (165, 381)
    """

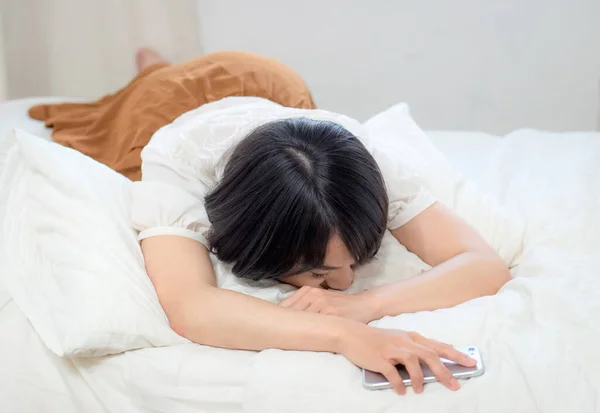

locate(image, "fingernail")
(450, 378), (460, 390)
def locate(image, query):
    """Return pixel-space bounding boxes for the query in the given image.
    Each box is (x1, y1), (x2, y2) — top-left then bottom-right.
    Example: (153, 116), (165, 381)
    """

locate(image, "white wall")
(198, 0), (600, 133)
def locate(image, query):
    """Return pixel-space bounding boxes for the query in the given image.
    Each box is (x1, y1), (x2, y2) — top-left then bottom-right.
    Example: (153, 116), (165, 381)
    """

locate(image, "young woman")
(32, 49), (510, 395)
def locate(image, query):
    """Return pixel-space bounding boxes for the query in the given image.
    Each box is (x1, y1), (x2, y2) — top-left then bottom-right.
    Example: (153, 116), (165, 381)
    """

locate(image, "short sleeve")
(130, 125), (213, 248)
(378, 165), (437, 230)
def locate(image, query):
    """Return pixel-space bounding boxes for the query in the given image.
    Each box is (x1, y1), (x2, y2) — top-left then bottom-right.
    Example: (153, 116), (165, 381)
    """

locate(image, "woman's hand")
(338, 325), (477, 395)
(280, 286), (380, 324)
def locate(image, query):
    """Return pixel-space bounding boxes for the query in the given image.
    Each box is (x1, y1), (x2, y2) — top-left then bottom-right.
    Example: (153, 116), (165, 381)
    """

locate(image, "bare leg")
(135, 47), (169, 72)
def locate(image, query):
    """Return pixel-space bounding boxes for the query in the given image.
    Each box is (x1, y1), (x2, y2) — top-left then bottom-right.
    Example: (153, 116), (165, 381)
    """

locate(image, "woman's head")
(204, 117), (388, 290)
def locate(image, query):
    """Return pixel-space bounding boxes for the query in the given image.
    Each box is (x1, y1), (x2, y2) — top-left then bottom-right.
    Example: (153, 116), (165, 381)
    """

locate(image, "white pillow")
(0, 129), (185, 357)
(363, 103), (526, 267)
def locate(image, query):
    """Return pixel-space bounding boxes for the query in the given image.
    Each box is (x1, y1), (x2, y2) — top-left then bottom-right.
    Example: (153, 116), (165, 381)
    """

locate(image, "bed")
(1, 97), (599, 413)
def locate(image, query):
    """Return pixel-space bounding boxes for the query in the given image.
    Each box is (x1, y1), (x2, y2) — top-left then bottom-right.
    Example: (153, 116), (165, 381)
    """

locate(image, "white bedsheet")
(0, 97), (83, 142)
(0, 300), (106, 412)
(426, 130), (501, 181)
(2, 99), (599, 412)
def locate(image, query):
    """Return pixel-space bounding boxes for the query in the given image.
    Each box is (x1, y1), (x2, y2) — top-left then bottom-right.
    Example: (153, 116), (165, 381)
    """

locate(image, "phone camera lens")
(468, 347), (475, 353)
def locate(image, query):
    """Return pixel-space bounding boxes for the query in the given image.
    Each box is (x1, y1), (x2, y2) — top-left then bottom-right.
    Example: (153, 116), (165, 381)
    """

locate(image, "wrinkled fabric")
(29, 51), (316, 181)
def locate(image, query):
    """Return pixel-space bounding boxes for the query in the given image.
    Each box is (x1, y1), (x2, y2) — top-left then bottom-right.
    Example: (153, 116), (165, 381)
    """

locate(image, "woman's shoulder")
(146, 97), (362, 150)
(143, 98), (279, 155)
(141, 96), (371, 180)
(140, 97), (298, 180)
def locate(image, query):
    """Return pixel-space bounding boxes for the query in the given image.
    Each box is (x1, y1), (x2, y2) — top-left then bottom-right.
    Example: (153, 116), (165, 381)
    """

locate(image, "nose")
(326, 267), (354, 291)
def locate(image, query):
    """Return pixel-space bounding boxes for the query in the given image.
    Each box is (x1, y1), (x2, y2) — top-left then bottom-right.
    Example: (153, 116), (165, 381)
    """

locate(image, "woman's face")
(279, 234), (356, 291)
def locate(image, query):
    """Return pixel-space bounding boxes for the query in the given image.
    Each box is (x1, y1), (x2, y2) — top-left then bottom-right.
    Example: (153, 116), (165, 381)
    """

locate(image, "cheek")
(279, 274), (323, 288)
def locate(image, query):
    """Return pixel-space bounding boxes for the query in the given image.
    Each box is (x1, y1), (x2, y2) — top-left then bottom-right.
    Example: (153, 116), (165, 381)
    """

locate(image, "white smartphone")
(362, 346), (484, 390)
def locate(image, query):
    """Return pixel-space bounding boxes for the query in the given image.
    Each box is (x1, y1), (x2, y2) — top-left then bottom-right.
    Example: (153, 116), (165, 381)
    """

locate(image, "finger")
(414, 345), (459, 391)
(381, 364), (406, 395)
(288, 290), (322, 311)
(289, 295), (314, 311)
(432, 342), (477, 367)
(280, 286), (312, 308)
(398, 352), (424, 394)
(306, 299), (325, 314)
(410, 334), (476, 367)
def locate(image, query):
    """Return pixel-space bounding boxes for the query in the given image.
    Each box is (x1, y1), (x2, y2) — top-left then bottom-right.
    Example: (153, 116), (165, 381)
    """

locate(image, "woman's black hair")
(204, 117), (388, 281)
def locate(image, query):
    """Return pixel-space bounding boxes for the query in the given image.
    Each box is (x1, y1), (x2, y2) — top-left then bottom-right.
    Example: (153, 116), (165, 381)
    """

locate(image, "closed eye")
(311, 272), (328, 279)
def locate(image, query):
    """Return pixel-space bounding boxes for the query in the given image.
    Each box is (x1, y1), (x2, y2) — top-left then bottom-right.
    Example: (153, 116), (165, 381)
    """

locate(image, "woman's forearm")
(141, 235), (354, 354)
(367, 252), (511, 318)
(177, 285), (354, 352)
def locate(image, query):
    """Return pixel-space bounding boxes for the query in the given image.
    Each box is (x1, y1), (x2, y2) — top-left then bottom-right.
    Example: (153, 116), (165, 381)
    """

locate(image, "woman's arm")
(281, 202), (510, 322)
(369, 202), (511, 317)
(142, 234), (476, 394)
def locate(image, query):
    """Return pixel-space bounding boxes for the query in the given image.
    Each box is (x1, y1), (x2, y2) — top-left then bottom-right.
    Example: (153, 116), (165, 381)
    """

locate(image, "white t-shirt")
(131, 97), (436, 248)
